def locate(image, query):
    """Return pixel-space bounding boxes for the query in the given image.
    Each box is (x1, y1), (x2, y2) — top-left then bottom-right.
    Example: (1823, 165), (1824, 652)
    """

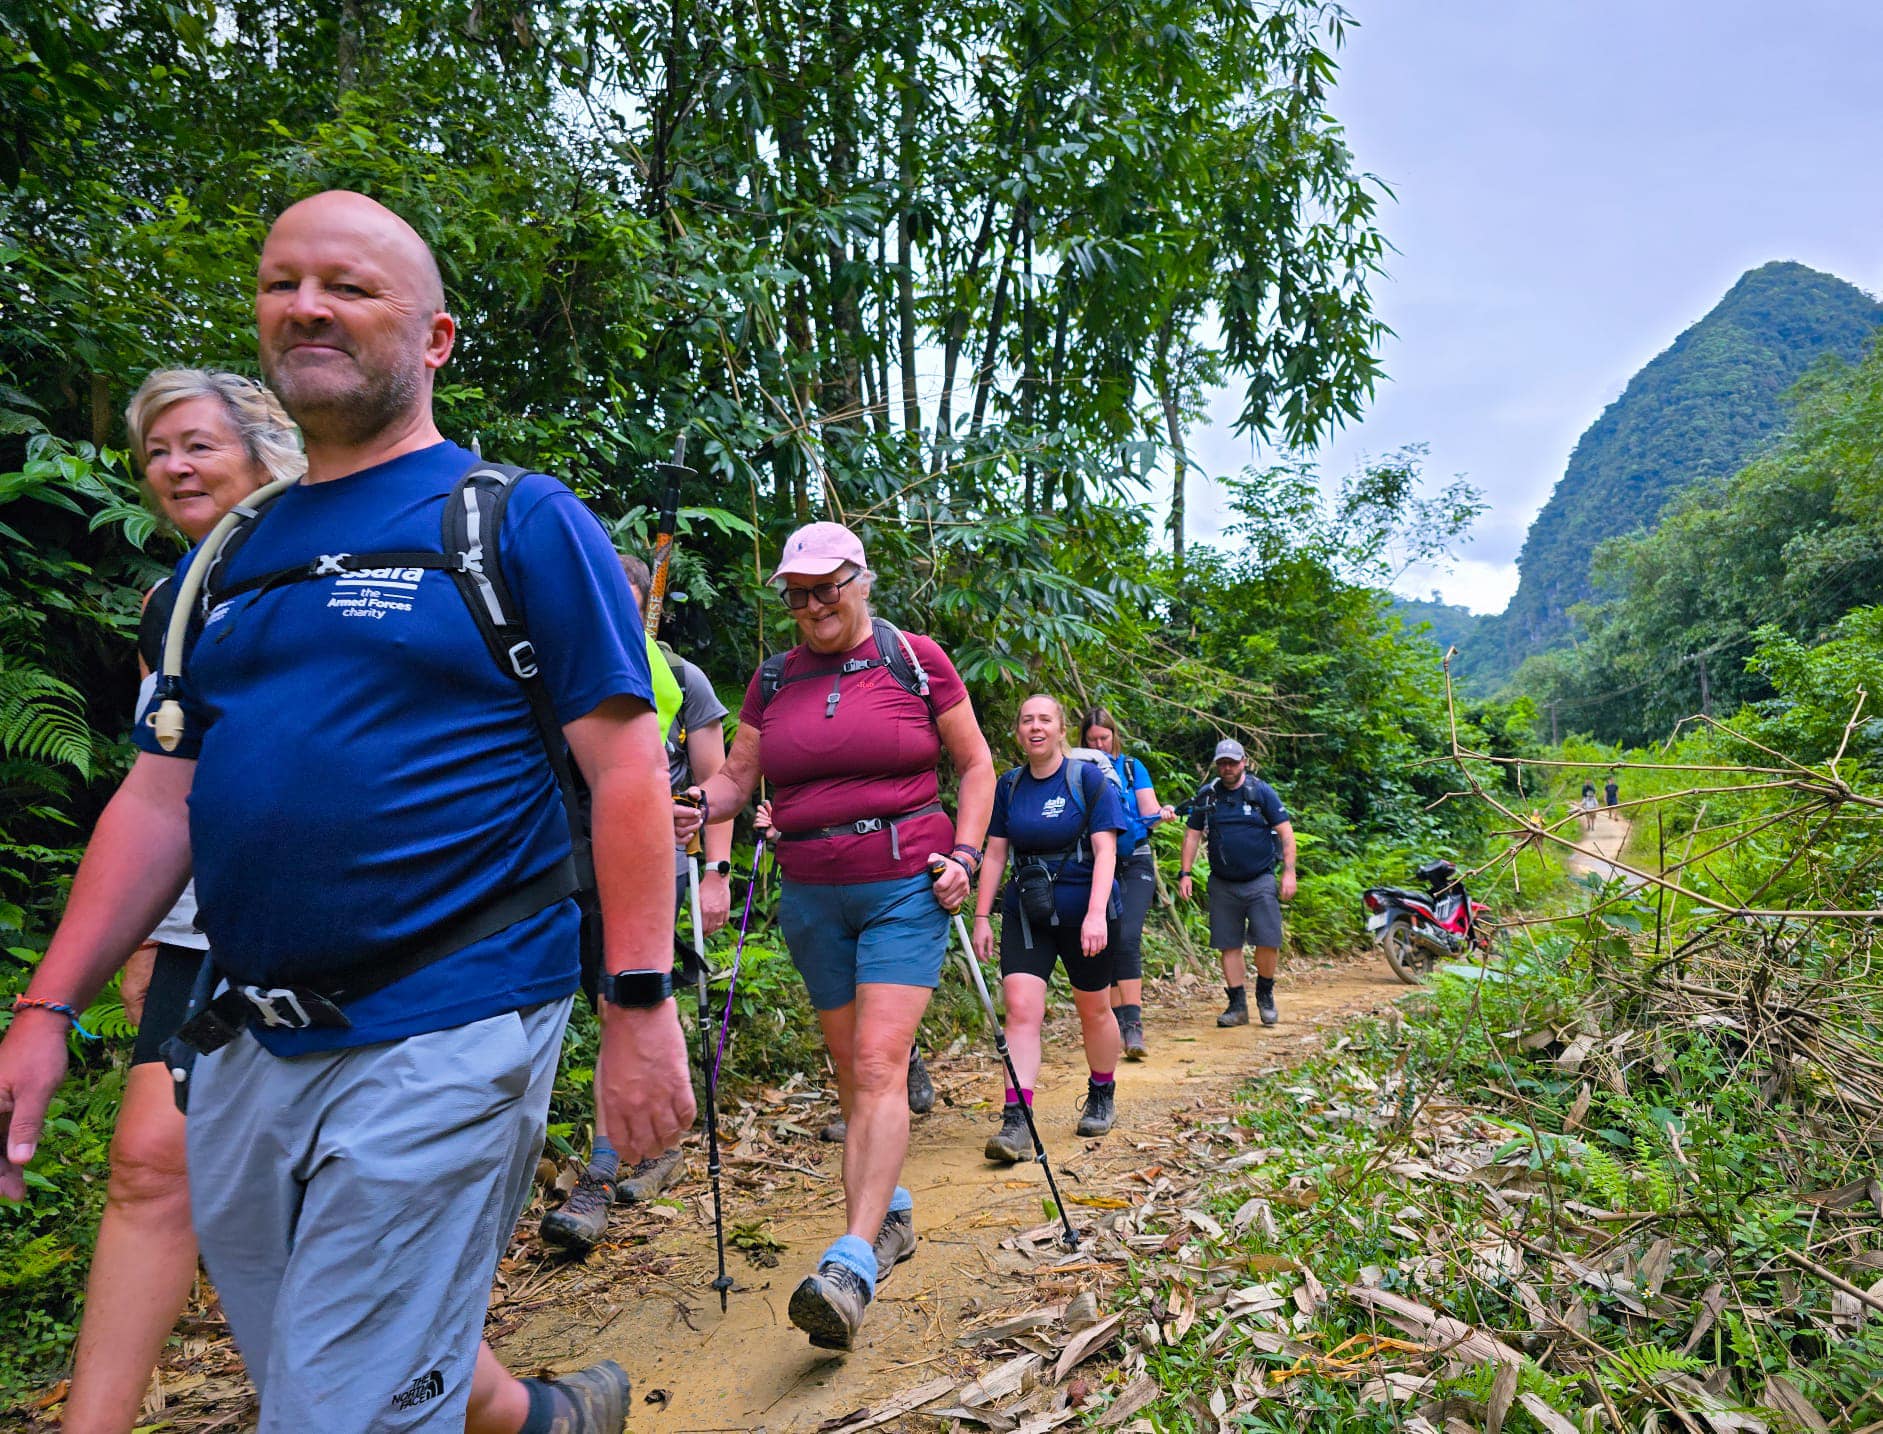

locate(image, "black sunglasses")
(780, 570), (861, 610)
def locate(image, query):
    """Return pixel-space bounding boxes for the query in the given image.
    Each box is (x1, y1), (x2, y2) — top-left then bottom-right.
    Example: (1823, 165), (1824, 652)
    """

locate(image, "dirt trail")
(491, 953), (1408, 1434)
(1563, 813), (1633, 885)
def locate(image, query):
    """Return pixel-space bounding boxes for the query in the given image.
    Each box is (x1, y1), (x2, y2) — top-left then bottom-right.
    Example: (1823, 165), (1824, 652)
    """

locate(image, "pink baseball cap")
(769, 521), (867, 583)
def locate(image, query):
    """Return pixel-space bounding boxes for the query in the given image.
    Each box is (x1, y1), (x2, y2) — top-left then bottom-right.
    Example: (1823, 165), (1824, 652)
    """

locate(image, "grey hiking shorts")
(187, 998), (572, 1431)
(1208, 870), (1283, 952)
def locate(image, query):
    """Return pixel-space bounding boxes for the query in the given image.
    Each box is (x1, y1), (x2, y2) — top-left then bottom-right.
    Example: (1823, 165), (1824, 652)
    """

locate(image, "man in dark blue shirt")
(1179, 740), (1297, 1028)
(0, 192), (693, 1434)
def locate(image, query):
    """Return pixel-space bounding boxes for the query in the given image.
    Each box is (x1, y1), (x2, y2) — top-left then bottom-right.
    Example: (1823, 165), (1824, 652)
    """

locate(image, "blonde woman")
(971, 695), (1127, 1162)
(64, 370), (302, 1433)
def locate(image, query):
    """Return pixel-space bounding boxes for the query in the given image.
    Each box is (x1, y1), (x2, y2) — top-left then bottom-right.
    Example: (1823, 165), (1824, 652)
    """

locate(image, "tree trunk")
(895, 25), (922, 447)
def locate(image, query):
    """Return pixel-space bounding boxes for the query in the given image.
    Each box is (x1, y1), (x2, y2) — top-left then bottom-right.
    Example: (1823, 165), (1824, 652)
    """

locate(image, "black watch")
(703, 860), (733, 876)
(599, 969), (674, 1008)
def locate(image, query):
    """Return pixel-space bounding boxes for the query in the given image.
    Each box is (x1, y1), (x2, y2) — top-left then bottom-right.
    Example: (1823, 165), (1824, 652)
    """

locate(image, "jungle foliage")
(0, 0), (1550, 1404)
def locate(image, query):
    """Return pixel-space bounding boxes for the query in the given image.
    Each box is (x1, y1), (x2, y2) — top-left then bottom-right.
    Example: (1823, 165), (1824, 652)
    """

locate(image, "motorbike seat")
(1372, 886), (1432, 906)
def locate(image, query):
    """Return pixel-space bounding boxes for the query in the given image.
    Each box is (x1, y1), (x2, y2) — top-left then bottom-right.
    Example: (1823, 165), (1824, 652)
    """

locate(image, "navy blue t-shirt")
(134, 441), (653, 1054)
(990, 759), (1126, 921)
(1187, 776), (1291, 882)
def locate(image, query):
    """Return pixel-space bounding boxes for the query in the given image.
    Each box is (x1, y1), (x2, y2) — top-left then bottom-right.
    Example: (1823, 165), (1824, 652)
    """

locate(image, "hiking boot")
(1217, 990), (1249, 1027)
(788, 1261), (873, 1350)
(820, 1117), (847, 1143)
(984, 1101), (1031, 1164)
(907, 1047), (935, 1114)
(1255, 986), (1279, 1026)
(524, 1358), (631, 1433)
(1076, 1079), (1116, 1137)
(614, 1146), (684, 1204)
(1119, 1017), (1147, 1061)
(540, 1173), (614, 1255)
(872, 1208), (916, 1283)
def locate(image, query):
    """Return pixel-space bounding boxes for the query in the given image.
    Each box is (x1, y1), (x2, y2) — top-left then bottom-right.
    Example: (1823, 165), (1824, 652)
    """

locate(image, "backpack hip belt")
(166, 857), (579, 1050)
(777, 801), (945, 861)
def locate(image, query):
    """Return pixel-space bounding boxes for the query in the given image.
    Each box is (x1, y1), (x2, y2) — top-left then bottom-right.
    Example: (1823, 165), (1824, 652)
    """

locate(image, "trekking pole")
(686, 847), (735, 1311)
(930, 865), (1081, 1252)
(711, 836), (765, 1090)
(643, 434), (692, 636)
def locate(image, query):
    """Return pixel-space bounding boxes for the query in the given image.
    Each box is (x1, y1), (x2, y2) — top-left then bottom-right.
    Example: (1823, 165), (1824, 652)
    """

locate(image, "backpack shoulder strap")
(439, 463), (600, 996)
(758, 650), (792, 708)
(871, 618), (933, 710)
(139, 576), (178, 673)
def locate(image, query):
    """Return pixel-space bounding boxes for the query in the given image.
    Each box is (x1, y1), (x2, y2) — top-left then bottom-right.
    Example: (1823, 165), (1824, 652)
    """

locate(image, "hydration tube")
(150, 477), (301, 751)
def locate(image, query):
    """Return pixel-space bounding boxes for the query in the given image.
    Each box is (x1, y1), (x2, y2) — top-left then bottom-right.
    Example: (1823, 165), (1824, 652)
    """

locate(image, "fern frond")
(1579, 1145), (1633, 1208)
(0, 666), (95, 777)
(1600, 1344), (1708, 1390)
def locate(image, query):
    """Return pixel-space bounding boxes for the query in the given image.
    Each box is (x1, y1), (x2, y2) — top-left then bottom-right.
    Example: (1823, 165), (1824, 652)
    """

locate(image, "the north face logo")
(391, 1370), (445, 1410)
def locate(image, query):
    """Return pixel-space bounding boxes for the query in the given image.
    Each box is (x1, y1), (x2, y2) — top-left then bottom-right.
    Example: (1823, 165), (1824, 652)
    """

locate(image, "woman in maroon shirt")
(678, 521), (994, 1351)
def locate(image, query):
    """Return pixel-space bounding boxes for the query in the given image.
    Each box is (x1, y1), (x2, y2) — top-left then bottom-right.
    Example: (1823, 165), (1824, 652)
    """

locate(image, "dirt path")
(490, 952), (1409, 1434)
(1563, 813), (1633, 885)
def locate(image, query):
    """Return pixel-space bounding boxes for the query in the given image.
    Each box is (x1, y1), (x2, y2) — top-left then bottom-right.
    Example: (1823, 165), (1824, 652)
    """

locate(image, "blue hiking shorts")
(777, 872), (951, 1010)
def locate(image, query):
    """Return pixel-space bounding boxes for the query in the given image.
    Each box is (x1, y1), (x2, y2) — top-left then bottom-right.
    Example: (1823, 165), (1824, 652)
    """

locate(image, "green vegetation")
(1474, 261), (1881, 683)
(1101, 652), (1882, 1432)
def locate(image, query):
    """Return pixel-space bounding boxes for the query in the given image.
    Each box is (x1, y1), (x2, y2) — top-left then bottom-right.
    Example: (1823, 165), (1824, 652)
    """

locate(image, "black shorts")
(998, 888), (1117, 993)
(131, 943), (208, 1066)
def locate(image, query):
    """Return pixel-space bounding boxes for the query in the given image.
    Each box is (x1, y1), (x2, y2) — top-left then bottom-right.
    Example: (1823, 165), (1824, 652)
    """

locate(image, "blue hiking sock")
(888, 1185), (914, 1215)
(821, 1233), (879, 1292)
(588, 1135), (620, 1184)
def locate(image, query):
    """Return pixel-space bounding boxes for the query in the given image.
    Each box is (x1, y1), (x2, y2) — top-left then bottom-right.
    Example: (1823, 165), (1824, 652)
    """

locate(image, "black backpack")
(757, 616), (933, 720)
(173, 462), (603, 1006)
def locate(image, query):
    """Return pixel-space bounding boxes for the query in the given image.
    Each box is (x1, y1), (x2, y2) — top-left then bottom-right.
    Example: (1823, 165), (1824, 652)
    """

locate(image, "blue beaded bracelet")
(10, 997), (100, 1041)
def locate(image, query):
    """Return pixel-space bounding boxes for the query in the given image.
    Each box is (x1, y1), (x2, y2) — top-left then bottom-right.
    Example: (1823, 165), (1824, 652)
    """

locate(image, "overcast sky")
(1179, 0), (1883, 613)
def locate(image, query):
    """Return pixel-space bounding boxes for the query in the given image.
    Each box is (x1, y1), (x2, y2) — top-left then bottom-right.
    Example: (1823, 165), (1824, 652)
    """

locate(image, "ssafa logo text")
(327, 564), (423, 621)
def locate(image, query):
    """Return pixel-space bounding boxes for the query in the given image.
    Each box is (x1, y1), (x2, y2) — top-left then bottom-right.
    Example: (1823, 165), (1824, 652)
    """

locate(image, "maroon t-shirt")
(738, 630), (968, 885)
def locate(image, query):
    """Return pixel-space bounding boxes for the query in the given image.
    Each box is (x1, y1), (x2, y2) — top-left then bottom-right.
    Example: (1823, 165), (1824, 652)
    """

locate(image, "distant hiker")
(1179, 740), (1297, 1027)
(1580, 778), (1598, 832)
(675, 521), (994, 1351)
(540, 553), (736, 1256)
(1605, 773), (1620, 820)
(62, 369), (303, 1433)
(0, 191), (692, 1433)
(975, 696), (1128, 1160)
(1078, 705), (1176, 1060)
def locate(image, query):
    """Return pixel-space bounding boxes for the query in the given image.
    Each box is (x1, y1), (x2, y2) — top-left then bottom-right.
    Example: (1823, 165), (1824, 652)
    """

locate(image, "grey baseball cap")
(1212, 738), (1246, 763)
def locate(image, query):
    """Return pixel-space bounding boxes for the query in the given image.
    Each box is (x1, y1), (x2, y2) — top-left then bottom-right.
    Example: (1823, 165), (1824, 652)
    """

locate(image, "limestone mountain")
(1472, 261), (1882, 681)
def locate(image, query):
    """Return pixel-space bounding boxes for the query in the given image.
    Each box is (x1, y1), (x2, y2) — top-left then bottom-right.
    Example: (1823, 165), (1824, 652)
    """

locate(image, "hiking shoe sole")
(789, 1266), (871, 1350)
(615, 1146), (684, 1204)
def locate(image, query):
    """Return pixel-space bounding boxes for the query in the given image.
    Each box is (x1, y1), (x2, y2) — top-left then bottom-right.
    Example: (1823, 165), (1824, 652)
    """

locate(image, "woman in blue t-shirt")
(1079, 706), (1176, 1062)
(972, 694), (1128, 1159)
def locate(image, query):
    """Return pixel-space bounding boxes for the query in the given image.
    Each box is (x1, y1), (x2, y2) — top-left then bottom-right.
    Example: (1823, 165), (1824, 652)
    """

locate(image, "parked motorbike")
(1361, 859), (1492, 984)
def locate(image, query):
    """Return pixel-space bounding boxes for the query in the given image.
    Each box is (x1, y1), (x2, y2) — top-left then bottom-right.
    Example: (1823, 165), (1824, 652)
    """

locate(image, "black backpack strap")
(871, 618), (932, 708)
(139, 576), (178, 673)
(758, 621), (936, 718)
(440, 463), (604, 1004)
(759, 650), (791, 709)
(196, 486), (293, 617)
